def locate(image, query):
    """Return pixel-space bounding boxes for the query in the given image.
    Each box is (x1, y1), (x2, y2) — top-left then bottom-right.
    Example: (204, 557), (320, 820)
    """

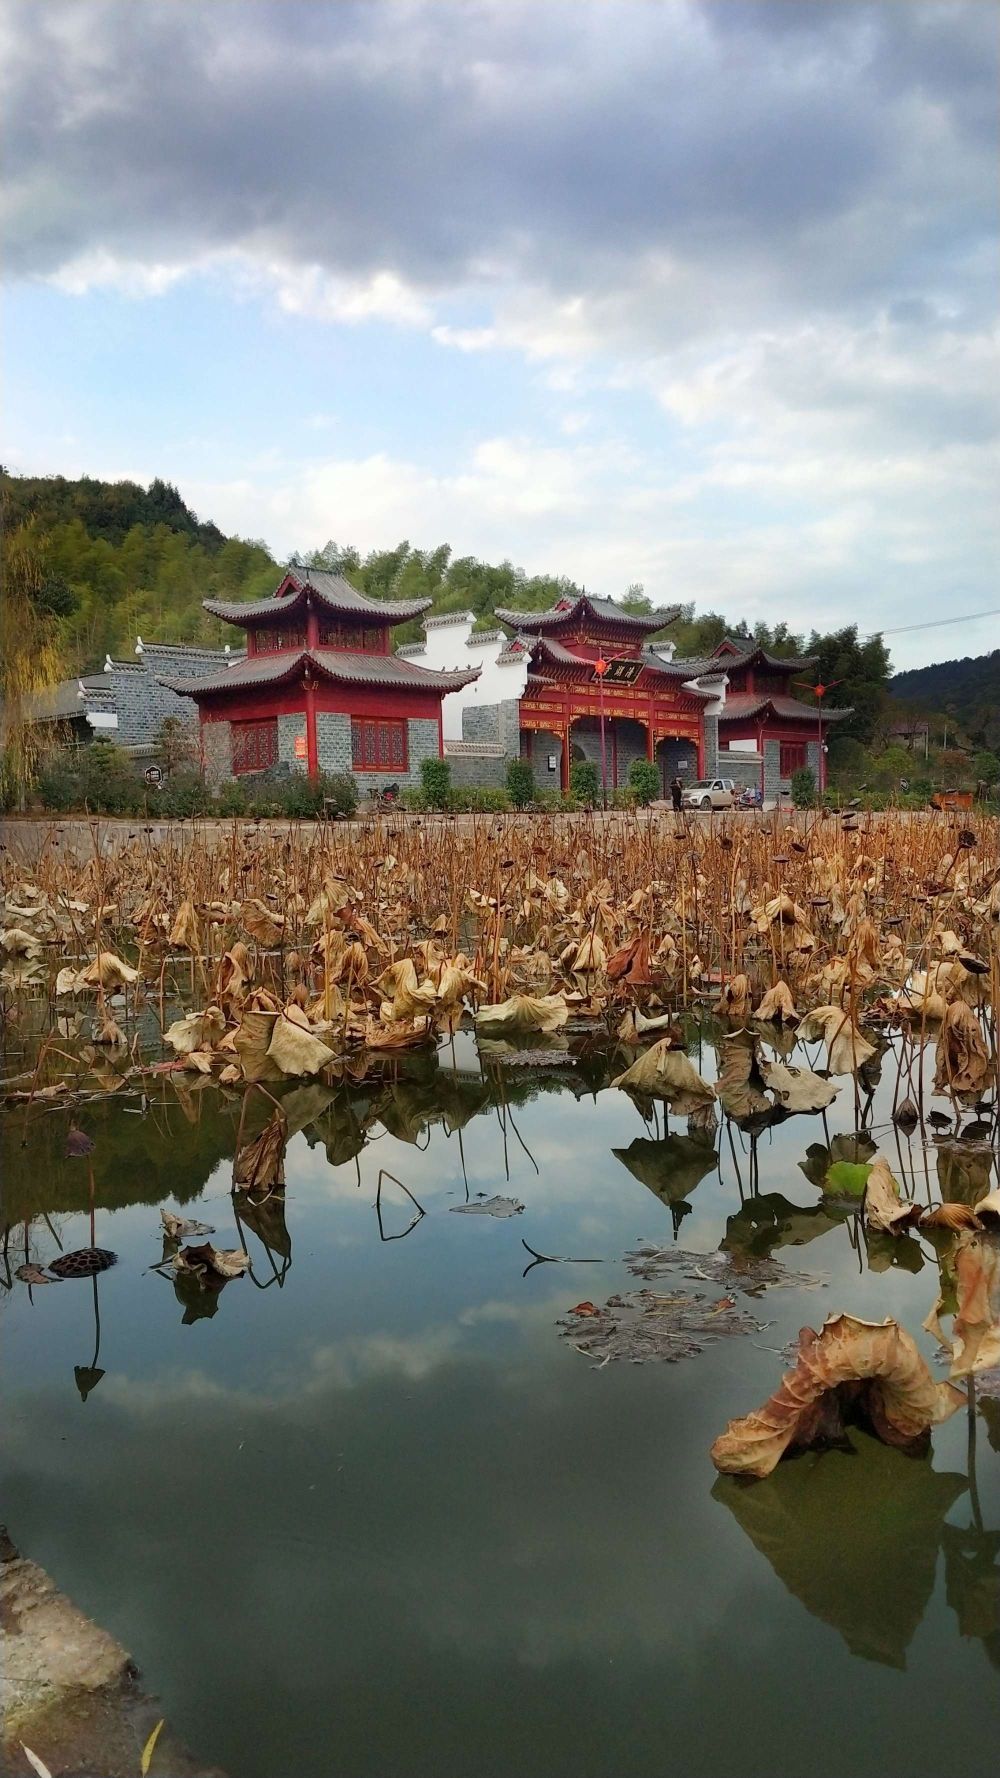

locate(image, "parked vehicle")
(737, 784), (763, 809)
(368, 783), (399, 811)
(681, 777), (736, 811)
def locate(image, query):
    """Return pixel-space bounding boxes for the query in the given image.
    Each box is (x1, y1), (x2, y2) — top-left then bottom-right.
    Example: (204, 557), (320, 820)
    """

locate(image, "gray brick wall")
(462, 704), (502, 744)
(703, 713), (720, 777)
(763, 739), (781, 801)
(446, 751), (508, 789)
(806, 739), (822, 786)
(528, 728), (564, 785)
(202, 721), (232, 782)
(316, 712), (439, 791)
(277, 712), (307, 772)
(112, 646), (234, 747)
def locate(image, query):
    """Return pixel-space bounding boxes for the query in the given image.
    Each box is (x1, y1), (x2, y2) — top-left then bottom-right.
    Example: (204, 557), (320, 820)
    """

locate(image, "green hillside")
(890, 651), (999, 750)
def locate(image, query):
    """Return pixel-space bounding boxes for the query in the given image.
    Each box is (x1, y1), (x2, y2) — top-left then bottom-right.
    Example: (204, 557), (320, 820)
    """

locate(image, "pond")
(2, 1023), (998, 1778)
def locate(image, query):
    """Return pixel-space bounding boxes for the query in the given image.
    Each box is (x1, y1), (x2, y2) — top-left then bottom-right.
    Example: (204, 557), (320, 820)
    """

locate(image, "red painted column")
(696, 727), (705, 778)
(304, 670), (319, 778)
(306, 598), (319, 652)
(646, 708), (655, 760)
(437, 701), (444, 759)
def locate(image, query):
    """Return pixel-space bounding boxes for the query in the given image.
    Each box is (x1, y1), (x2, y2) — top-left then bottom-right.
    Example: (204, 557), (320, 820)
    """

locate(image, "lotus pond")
(2, 1017), (998, 1778)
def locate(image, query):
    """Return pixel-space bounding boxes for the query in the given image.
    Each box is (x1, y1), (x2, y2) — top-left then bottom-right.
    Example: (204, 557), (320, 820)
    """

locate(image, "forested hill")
(3, 469), (891, 743)
(892, 651), (999, 712)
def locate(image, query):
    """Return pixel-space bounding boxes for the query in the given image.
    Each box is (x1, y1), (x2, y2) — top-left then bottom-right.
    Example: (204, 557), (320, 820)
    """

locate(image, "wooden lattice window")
(252, 626), (305, 653)
(231, 718), (279, 775)
(351, 718), (408, 772)
(779, 742), (808, 776)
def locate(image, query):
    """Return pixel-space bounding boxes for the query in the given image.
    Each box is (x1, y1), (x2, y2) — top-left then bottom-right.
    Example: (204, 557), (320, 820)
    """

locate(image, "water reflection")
(613, 1134), (718, 1238)
(713, 1430), (968, 1668)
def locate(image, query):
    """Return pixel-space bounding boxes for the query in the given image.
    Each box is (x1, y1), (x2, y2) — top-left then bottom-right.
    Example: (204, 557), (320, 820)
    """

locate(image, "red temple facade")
(492, 595), (712, 793)
(655, 637), (852, 794)
(159, 567), (479, 787)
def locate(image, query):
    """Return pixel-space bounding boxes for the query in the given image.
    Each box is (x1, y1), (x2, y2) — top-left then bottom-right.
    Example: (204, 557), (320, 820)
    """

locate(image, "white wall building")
(398, 612), (530, 740)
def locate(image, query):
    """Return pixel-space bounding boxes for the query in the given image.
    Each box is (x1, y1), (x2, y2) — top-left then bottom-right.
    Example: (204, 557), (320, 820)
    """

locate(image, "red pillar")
(561, 727), (570, 792)
(304, 672), (318, 778)
(306, 598), (319, 651)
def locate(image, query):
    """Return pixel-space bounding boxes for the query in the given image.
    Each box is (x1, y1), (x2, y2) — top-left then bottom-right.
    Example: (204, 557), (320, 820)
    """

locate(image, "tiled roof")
(495, 595), (679, 636)
(721, 692), (853, 723)
(654, 643), (816, 677)
(203, 567), (431, 626)
(529, 636), (690, 679)
(158, 648), (480, 698)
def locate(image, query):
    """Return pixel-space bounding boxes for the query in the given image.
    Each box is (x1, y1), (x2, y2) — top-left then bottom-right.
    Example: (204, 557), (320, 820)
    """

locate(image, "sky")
(2, 0), (998, 670)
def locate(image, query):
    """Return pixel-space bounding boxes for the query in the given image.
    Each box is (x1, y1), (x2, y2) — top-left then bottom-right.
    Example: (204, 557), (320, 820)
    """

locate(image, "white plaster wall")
(402, 613), (529, 739)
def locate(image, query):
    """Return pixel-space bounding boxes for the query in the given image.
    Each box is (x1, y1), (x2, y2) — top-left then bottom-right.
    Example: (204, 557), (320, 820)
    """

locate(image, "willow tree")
(0, 520), (70, 807)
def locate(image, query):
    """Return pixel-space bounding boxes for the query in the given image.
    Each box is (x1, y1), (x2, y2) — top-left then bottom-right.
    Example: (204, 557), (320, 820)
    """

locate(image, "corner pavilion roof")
(202, 566), (432, 627)
(494, 594), (679, 638)
(653, 640), (818, 679)
(158, 648), (480, 698)
(720, 692), (853, 724)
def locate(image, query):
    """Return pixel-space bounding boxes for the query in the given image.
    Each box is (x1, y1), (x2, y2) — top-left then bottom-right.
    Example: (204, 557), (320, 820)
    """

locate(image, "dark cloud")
(2, 0), (994, 327)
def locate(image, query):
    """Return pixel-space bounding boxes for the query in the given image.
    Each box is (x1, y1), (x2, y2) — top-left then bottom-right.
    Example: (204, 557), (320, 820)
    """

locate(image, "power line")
(864, 607), (1000, 640)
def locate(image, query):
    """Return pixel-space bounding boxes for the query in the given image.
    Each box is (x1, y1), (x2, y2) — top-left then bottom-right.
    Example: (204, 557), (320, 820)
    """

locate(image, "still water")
(2, 1026), (998, 1778)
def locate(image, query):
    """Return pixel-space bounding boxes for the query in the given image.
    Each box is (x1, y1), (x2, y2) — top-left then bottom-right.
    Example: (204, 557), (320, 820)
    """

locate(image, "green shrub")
(318, 772), (358, 818)
(420, 756), (452, 809)
(157, 767), (211, 818)
(534, 788), (579, 812)
(610, 786), (639, 810)
(215, 779), (249, 816)
(38, 743), (146, 815)
(628, 757), (660, 806)
(463, 786), (512, 812)
(569, 759), (601, 806)
(506, 757), (535, 808)
(37, 751), (82, 813)
(790, 766), (816, 808)
(399, 788), (427, 812)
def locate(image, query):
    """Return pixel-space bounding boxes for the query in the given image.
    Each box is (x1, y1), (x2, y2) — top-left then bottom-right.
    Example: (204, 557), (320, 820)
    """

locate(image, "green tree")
(972, 750), (1000, 787)
(628, 756), (660, 806)
(420, 756), (452, 809)
(506, 757), (535, 807)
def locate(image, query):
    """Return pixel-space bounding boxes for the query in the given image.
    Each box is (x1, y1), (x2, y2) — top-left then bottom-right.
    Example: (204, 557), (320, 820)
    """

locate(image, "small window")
(351, 717), (408, 772)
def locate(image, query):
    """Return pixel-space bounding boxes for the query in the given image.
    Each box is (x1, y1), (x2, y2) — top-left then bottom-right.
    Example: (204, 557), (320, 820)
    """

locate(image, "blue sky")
(3, 0), (998, 669)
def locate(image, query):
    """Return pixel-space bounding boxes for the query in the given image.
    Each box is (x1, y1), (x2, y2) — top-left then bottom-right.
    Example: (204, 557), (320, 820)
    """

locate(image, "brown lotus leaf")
(934, 999), (989, 1096)
(377, 959), (439, 1021)
(716, 973), (752, 1018)
(710, 1312), (964, 1478)
(164, 1010), (213, 1055)
(716, 1033), (771, 1123)
(758, 1057), (839, 1114)
(169, 897), (201, 952)
(797, 1004), (877, 1075)
(921, 1202), (983, 1232)
(78, 951), (139, 989)
(217, 942), (251, 1008)
(218, 1063), (241, 1085)
(173, 1242), (250, 1281)
(363, 1015), (433, 1049)
(566, 931), (608, 974)
(94, 1013), (126, 1047)
(754, 980), (798, 1023)
(606, 930), (654, 985)
(864, 1156), (922, 1235)
(305, 879), (356, 924)
(233, 1109), (287, 1191)
(0, 927), (42, 959)
(241, 898), (286, 944)
(612, 1039), (715, 1105)
(233, 1010), (279, 1080)
(267, 1013), (337, 1075)
(949, 1234), (1000, 1378)
(475, 993), (569, 1034)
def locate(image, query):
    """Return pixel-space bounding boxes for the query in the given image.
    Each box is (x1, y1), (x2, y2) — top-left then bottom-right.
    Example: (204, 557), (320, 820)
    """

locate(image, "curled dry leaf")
(711, 1313), (964, 1478)
(475, 993), (569, 1034)
(173, 1242), (250, 1280)
(759, 1057), (839, 1115)
(612, 1039), (715, 1105)
(16, 1263), (56, 1286)
(796, 1005), (877, 1075)
(864, 1156), (923, 1235)
(948, 1234), (1000, 1378)
(233, 1109), (287, 1192)
(169, 897), (201, 951)
(754, 981), (798, 1024)
(920, 1202), (983, 1232)
(934, 999), (990, 1096)
(161, 1209), (215, 1238)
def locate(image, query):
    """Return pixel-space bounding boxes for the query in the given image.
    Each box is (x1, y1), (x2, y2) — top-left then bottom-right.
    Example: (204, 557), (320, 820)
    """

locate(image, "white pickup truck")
(681, 777), (736, 811)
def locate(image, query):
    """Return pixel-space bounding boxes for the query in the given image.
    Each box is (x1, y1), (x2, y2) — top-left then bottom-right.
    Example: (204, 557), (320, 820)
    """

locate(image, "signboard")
(294, 733), (308, 760)
(144, 765), (163, 786)
(593, 658), (645, 686)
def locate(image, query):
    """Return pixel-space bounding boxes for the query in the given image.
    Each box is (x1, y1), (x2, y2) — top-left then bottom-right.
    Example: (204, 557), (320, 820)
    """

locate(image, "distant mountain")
(891, 650), (999, 749)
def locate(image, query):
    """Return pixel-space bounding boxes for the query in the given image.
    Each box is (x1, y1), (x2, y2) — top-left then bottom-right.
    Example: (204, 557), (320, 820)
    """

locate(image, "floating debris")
(625, 1243), (825, 1295)
(48, 1248), (117, 1279)
(450, 1195), (524, 1218)
(559, 1288), (764, 1366)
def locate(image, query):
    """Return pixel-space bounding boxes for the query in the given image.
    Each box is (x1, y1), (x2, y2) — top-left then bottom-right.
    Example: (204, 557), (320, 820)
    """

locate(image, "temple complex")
(157, 566), (479, 790)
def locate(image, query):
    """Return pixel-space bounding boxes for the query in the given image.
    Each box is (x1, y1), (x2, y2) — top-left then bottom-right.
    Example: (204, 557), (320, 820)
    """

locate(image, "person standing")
(670, 776), (683, 812)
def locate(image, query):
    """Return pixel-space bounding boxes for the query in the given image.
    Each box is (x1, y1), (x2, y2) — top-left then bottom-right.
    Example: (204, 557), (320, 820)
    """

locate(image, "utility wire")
(864, 606), (1000, 640)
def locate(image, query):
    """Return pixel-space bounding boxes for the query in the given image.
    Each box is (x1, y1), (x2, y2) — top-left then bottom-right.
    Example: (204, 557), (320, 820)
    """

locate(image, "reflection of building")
(159, 566), (479, 788)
